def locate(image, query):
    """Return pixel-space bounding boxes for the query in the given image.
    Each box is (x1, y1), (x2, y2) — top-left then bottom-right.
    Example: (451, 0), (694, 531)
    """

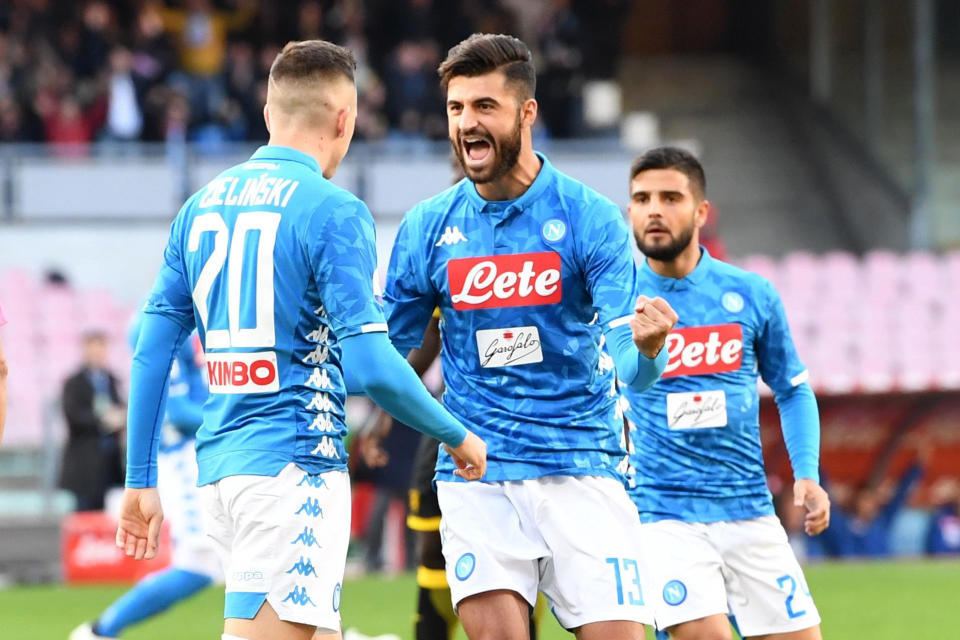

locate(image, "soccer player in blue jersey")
(72, 320), (219, 640)
(115, 40), (486, 640)
(621, 147), (830, 640)
(384, 34), (677, 640)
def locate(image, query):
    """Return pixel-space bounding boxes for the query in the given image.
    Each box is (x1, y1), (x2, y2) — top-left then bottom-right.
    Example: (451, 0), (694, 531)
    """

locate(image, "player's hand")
(445, 431), (486, 481)
(358, 435), (390, 468)
(115, 487), (163, 560)
(631, 295), (679, 358)
(794, 478), (830, 536)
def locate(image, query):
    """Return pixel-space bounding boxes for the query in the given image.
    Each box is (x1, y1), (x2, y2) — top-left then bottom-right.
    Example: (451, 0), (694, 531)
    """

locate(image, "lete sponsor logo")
(206, 351), (279, 394)
(662, 324), (743, 378)
(447, 252), (562, 310)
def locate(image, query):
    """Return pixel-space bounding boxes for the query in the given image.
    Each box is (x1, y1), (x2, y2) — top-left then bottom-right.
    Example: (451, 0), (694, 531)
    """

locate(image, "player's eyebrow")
(447, 96), (500, 107)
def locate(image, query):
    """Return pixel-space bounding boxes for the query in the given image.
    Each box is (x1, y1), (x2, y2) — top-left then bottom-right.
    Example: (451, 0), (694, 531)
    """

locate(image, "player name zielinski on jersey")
(385, 153), (639, 483)
(141, 145), (387, 487)
(622, 248), (816, 524)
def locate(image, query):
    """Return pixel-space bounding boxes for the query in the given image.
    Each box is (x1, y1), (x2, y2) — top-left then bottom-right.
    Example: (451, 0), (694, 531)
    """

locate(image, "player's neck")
(474, 147), (542, 202)
(267, 133), (331, 175)
(647, 243), (702, 280)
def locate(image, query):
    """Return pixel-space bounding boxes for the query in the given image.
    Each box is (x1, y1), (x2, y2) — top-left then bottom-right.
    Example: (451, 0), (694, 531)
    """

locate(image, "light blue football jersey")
(141, 145), (386, 486)
(163, 334), (206, 439)
(385, 153), (638, 483)
(623, 248), (813, 523)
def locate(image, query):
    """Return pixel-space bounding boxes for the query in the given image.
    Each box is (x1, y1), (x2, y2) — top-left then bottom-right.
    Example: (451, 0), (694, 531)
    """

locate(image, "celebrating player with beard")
(384, 33), (677, 640)
(622, 147), (829, 640)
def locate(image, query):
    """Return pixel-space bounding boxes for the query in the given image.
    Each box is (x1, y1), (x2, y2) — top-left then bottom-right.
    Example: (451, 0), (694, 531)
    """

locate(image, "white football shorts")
(437, 475), (653, 630)
(200, 463), (350, 632)
(157, 438), (221, 580)
(639, 515), (821, 636)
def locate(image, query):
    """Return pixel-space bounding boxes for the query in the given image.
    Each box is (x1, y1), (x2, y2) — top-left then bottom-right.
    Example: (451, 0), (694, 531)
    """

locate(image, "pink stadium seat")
(739, 254), (779, 285)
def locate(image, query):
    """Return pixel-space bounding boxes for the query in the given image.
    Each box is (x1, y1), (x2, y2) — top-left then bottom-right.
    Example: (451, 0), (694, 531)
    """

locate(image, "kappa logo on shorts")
(297, 473), (329, 489)
(332, 582), (342, 612)
(454, 552), (476, 581)
(291, 526), (322, 548)
(282, 585), (316, 607)
(663, 580), (687, 606)
(295, 497), (324, 518)
(286, 556), (318, 577)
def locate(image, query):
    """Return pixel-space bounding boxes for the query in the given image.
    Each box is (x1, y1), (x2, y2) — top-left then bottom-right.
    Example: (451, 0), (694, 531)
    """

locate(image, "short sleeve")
(144, 216), (197, 332)
(310, 198), (388, 339)
(755, 279), (809, 394)
(579, 199), (640, 330)
(0, 302), (6, 327)
(384, 211), (437, 352)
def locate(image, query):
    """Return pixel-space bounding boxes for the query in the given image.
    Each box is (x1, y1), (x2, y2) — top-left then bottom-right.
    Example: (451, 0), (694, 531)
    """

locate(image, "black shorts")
(407, 434), (441, 531)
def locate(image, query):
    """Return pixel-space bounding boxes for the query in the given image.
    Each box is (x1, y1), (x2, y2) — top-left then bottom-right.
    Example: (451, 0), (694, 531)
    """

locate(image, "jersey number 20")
(187, 211), (281, 350)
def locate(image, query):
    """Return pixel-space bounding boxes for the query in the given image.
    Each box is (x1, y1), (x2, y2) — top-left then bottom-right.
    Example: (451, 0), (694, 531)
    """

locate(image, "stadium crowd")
(0, 0), (627, 152)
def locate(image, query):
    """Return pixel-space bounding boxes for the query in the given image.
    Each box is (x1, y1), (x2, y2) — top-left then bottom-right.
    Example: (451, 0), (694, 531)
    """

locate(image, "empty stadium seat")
(736, 250), (958, 395)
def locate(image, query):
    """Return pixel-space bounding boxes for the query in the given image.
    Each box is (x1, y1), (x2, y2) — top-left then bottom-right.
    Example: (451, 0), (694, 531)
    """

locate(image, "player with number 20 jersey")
(117, 41), (485, 640)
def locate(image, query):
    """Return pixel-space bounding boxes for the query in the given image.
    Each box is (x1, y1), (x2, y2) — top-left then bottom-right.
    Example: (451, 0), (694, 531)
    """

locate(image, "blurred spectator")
(103, 46), (143, 141)
(131, 3), (177, 88)
(383, 40), (444, 139)
(536, 0), (582, 138)
(0, 299), (7, 445)
(73, 1), (114, 79)
(59, 330), (126, 511)
(43, 94), (106, 155)
(818, 442), (931, 558)
(156, 0), (256, 123)
(0, 0), (602, 146)
(155, 0), (255, 76)
(927, 485), (960, 555)
(44, 268), (71, 287)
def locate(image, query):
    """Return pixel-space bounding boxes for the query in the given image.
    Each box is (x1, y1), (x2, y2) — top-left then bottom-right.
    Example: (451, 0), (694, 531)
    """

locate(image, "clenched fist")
(631, 295), (679, 358)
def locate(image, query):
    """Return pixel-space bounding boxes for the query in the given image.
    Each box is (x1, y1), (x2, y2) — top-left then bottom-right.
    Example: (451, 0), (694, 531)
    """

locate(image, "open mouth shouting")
(461, 134), (494, 170)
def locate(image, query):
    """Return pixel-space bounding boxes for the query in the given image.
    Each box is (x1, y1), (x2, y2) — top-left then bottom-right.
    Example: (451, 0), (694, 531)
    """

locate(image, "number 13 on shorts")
(606, 557), (644, 606)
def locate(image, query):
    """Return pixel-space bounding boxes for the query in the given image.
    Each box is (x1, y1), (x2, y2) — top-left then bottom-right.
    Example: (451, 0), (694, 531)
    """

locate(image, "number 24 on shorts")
(606, 557), (644, 606)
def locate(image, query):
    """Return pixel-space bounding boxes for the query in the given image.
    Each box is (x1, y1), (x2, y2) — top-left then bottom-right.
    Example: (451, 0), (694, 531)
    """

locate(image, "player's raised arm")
(756, 279), (829, 535)
(383, 210), (439, 354)
(583, 199), (676, 391)
(311, 199), (485, 480)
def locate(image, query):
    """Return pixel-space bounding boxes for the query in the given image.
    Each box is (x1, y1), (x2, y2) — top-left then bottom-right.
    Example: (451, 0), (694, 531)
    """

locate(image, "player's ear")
(521, 98), (537, 129)
(263, 104), (271, 134)
(695, 199), (711, 228)
(336, 106), (350, 139)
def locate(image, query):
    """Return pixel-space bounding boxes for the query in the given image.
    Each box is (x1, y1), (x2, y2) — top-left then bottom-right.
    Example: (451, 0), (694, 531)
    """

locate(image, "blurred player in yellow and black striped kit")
(365, 309), (543, 640)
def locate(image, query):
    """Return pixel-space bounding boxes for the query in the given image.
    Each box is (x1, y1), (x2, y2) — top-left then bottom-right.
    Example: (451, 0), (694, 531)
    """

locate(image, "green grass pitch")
(2, 560), (957, 639)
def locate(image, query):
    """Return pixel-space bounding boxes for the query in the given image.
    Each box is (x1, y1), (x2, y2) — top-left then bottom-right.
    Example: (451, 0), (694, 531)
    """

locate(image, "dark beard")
(451, 111), (522, 185)
(635, 223), (695, 262)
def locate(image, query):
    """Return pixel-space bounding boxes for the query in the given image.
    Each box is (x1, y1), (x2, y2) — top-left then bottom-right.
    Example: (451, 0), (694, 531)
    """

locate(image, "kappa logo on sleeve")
(447, 252), (562, 310)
